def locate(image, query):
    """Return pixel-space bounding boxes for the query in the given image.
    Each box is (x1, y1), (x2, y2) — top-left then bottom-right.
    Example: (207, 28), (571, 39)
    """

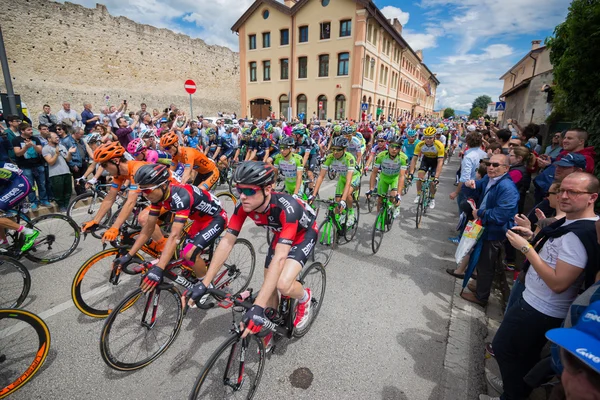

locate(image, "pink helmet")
(127, 138), (145, 155)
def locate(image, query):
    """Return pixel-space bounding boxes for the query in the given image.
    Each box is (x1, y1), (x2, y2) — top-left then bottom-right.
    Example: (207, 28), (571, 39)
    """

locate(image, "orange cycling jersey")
(171, 147), (217, 175)
(111, 160), (178, 191)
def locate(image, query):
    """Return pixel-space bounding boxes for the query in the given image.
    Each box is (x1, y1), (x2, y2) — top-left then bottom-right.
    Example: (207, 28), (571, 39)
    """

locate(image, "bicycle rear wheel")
(293, 262), (326, 338)
(371, 210), (385, 254)
(216, 191), (237, 218)
(25, 213), (80, 263)
(71, 248), (145, 318)
(366, 194), (374, 213)
(67, 191), (112, 239)
(344, 199), (360, 242)
(0, 309), (51, 399)
(189, 333), (265, 400)
(0, 256), (30, 309)
(100, 286), (184, 371)
(312, 219), (336, 266)
(415, 197), (424, 229)
(212, 238), (256, 297)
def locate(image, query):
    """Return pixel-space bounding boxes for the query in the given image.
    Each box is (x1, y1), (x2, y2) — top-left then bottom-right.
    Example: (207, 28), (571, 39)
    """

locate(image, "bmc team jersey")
(414, 140), (445, 159)
(274, 153), (304, 194)
(148, 183), (224, 223)
(171, 146), (217, 175)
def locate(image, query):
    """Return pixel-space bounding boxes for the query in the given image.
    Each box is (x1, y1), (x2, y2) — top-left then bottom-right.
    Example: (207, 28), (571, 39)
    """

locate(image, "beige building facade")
(499, 40), (554, 125)
(232, 0), (439, 122)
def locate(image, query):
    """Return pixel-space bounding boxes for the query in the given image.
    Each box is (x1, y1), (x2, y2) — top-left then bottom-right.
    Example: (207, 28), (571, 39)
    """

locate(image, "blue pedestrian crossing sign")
(495, 101), (506, 111)
(361, 103), (368, 111)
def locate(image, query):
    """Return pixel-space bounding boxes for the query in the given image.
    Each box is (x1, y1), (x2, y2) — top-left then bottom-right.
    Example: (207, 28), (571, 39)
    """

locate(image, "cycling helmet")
(206, 128), (217, 137)
(127, 138), (145, 155)
(333, 125), (342, 133)
(242, 127), (252, 135)
(93, 143), (125, 163)
(384, 122), (391, 129)
(140, 129), (155, 139)
(389, 136), (403, 146)
(292, 125), (306, 136)
(233, 161), (275, 187)
(406, 129), (417, 137)
(331, 136), (349, 148)
(376, 125), (383, 132)
(280, 136), (296, 147)
(376, 134), (387, 140)
(436, 128), (444, 135)
(160, 132), (179, 147)
(340, 126), (352, 135)
(86, 133), (102, 144)
(312, 125), (321, 131)
(134, 164), (170, 187)
(423, 127), (437, 137)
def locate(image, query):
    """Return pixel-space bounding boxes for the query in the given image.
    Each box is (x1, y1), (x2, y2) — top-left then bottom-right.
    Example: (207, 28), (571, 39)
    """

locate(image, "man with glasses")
(185, 161), (317, 351)
(544, 132), (563, 160)
(462, 154), (519, 307)
(80, 143), (168, 251)
(364, 134), (388, 172)
(273, 136), (304, 196)
(3, 115), (21, 160)
(113, 164), (227, 297)
(408, 126), (445, 209)
(481, 172), (600, 400)
(366, 136), (407, 218)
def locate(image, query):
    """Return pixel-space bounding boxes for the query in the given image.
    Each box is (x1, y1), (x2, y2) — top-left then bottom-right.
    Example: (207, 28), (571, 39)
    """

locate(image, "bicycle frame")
(374, 194), (395, 230)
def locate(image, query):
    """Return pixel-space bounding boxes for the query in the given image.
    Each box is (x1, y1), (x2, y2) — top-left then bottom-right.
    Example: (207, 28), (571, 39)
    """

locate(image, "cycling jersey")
(0, 163), (31, 211)
(346, 136), (363, 156)
(322, 152), (360, 196)
(172, 146), (218, 175)
(402, 139), (421, 160)
(414, 140), (445, 159)
(371, 143), (388, 155)
(274, 153), (304, 194)
(227, 192), (317, 268)
(374, 151), (408, 177)
(360, 127), (373, 143)
(111, 160), (152, 191)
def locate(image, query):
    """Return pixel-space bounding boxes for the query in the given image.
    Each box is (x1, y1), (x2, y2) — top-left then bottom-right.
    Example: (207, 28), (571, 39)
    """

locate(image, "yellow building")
(232, 0), (439, 121)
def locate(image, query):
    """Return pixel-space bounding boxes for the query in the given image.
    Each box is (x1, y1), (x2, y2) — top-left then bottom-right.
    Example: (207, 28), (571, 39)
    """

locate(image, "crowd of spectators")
(444, 120), (600, 399)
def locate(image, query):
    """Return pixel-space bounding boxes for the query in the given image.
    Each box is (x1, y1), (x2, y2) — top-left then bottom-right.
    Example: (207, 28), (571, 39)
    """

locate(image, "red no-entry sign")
(184, 79), (196, 94)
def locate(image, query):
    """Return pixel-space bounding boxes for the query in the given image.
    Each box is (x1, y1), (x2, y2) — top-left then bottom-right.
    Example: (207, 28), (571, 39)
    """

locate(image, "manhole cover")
(289, 367), (313, 389)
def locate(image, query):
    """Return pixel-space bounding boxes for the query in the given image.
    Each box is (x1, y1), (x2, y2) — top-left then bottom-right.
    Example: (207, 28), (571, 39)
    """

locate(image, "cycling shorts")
(264, 221), (317, 269)
(184, 211), (227, 253)
(306, 154), (319, 172)
(418, 157), (438, 176)
(377, 174), (399, 196)
(0, 175), (31, 212)
(193, 169), (219, 190)
(221, 149), (235, 160)
(335, 173), (361, 196)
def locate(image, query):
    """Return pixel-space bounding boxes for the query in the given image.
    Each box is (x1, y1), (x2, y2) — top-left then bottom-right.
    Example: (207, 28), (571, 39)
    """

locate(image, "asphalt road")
(8, 157), (464, 400)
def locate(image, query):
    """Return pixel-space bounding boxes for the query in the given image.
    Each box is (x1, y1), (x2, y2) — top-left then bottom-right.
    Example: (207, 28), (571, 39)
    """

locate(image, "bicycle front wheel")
(71, 248), (145, 318)
(0, 256), (31, 309)
(213, 238), (256, 297)
(189, 334), (265, 400)
(25, 213), (80, 263)
(216, 191), (238, 218)
(371, 210), (385, 254)
(344, 200), (360, 242)
(312, 219), (336, 266)
(415, 197), (424, 229)
(100, 286), (184, 371)
(0, 309), (51, 399)
(67, 191), (112, 239)
(293, 262), (326, 338)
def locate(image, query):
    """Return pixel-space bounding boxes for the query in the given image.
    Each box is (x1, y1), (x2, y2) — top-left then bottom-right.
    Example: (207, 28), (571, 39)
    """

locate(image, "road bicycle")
(99, 235), (256, 371)
(0, 309), (51, 399)
(312, 192), (360, 266)
(1, 201), (80, 264)
(415, 174), (434, 229)
(370, 193), (398, 254)
(188, 261), (326, 399)
(401, 174), (412, 196)
(67, 183), (127, 239)
(0, 256), (31, 309)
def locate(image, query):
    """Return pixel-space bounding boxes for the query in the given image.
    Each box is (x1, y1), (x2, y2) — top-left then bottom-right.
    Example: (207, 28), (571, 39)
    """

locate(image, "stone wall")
(0, 0), (240, 118)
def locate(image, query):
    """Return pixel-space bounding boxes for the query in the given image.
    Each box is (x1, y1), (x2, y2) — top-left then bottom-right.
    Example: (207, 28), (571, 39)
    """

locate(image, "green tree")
(443, 108), (456, 119)
(471, 95), (492, 112)
(470, 107), (484, 120)
(546, 0), (600, 170)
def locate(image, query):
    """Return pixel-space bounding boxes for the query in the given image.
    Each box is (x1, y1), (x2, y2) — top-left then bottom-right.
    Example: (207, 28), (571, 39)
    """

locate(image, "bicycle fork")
(224, 337), (248, 391)
(141, 290), (161, 330)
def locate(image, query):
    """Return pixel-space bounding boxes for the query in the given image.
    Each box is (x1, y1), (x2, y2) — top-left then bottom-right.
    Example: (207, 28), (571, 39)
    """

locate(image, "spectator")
(136, 103), (147, 117)
(61, 128), (88, 195)
(12, 122), (50, 210)
(81, 102), (99, 134)
(544, 132), (563, 160)
(496, 129), (511, 154)
(3, 115), (21, 160)
(108, 102), (126, 131)
(138, 112), (154, 134)
(101, 116), (113, 136)
(37, 124), (51, 146)
(0, 129), (12, 162)
(115, 115), (139, 148)
(56, 101), (81, 130)
(449, 132), (487, 208)
(38, 104), (58, 132)
(508, 146), (535, 213)
(42, 132), (75, 212)
(460, 154), (519, 307)
(486, 172), (600, 400)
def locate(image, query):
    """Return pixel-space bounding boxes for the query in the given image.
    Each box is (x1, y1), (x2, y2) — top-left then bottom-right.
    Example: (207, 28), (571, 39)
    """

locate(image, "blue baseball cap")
(547, 300), (600, 374)
(555, 153), (587, 169)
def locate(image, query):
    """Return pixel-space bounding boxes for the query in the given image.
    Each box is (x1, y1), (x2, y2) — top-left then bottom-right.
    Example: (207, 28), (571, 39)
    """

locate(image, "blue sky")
(60, 0), (572, 110)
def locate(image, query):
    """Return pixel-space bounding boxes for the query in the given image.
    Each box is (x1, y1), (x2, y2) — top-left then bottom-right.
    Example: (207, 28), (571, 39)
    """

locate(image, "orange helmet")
(93, 143), (126, 163)
(160, 132), (179, 148)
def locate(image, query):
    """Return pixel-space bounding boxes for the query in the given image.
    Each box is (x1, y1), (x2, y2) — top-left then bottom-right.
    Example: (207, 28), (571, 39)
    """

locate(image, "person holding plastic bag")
(459, 154), (519, 307)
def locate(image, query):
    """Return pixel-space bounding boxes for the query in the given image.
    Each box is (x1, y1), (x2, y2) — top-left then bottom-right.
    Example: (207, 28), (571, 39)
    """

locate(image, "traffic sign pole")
(189, 94), (193, 121)
(184, 79), (197, 119)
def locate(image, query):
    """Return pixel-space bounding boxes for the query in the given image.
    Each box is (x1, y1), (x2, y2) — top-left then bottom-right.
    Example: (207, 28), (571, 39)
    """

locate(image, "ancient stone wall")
(0, 0), (240, 118)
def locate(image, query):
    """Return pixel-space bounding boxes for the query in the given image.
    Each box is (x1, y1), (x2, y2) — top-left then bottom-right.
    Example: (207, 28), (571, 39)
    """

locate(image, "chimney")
(392, 18), (403, 35)
(416, 50), (423, 61)
(284, 0), (297, 7)
(531, 40), (541, 50)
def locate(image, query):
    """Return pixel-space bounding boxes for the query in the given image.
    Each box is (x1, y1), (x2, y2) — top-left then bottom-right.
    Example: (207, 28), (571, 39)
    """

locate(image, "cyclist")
(294, 125), (319, 192)
(212, 125), (236, 169)
(402, 129), (421, 160)
(80, 143), (166, 249)
(273, 136), (304, 196)
(160, 131), (219, 191)
(114, 164), (227, 293)
(343, 127), (363, 168)
(127, 138), (172, 166)
(0, 162), (39, 250)
(408, 126), (445, 209)
(366, 136), (407, 217)
(184, 161), (317, 346)
(204, 128), (219, 158)
(364, 134), (388, 171)
(311, 136), (360, 226)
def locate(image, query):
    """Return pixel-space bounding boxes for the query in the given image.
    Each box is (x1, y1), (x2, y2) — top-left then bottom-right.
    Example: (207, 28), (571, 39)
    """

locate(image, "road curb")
(441, 277), (488, 399)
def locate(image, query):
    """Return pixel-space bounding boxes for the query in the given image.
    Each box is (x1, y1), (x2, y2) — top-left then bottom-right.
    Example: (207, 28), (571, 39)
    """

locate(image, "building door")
(317, 95), (327, 120)
(250, 99), (271, 120)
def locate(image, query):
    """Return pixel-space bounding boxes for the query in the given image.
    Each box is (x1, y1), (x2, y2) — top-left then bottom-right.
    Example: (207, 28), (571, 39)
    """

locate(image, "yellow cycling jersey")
(414, 140), (445, 159)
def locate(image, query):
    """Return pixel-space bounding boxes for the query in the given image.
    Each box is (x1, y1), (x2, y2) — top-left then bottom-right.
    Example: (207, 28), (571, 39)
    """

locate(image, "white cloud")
(444, 44), (514, 65)
(402, 29), (438, 50)
(380, 6), (410, 25)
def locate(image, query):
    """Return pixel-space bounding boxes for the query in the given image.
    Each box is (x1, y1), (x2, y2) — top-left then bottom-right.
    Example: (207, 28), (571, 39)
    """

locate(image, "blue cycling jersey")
(402, 138), (421, 160)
